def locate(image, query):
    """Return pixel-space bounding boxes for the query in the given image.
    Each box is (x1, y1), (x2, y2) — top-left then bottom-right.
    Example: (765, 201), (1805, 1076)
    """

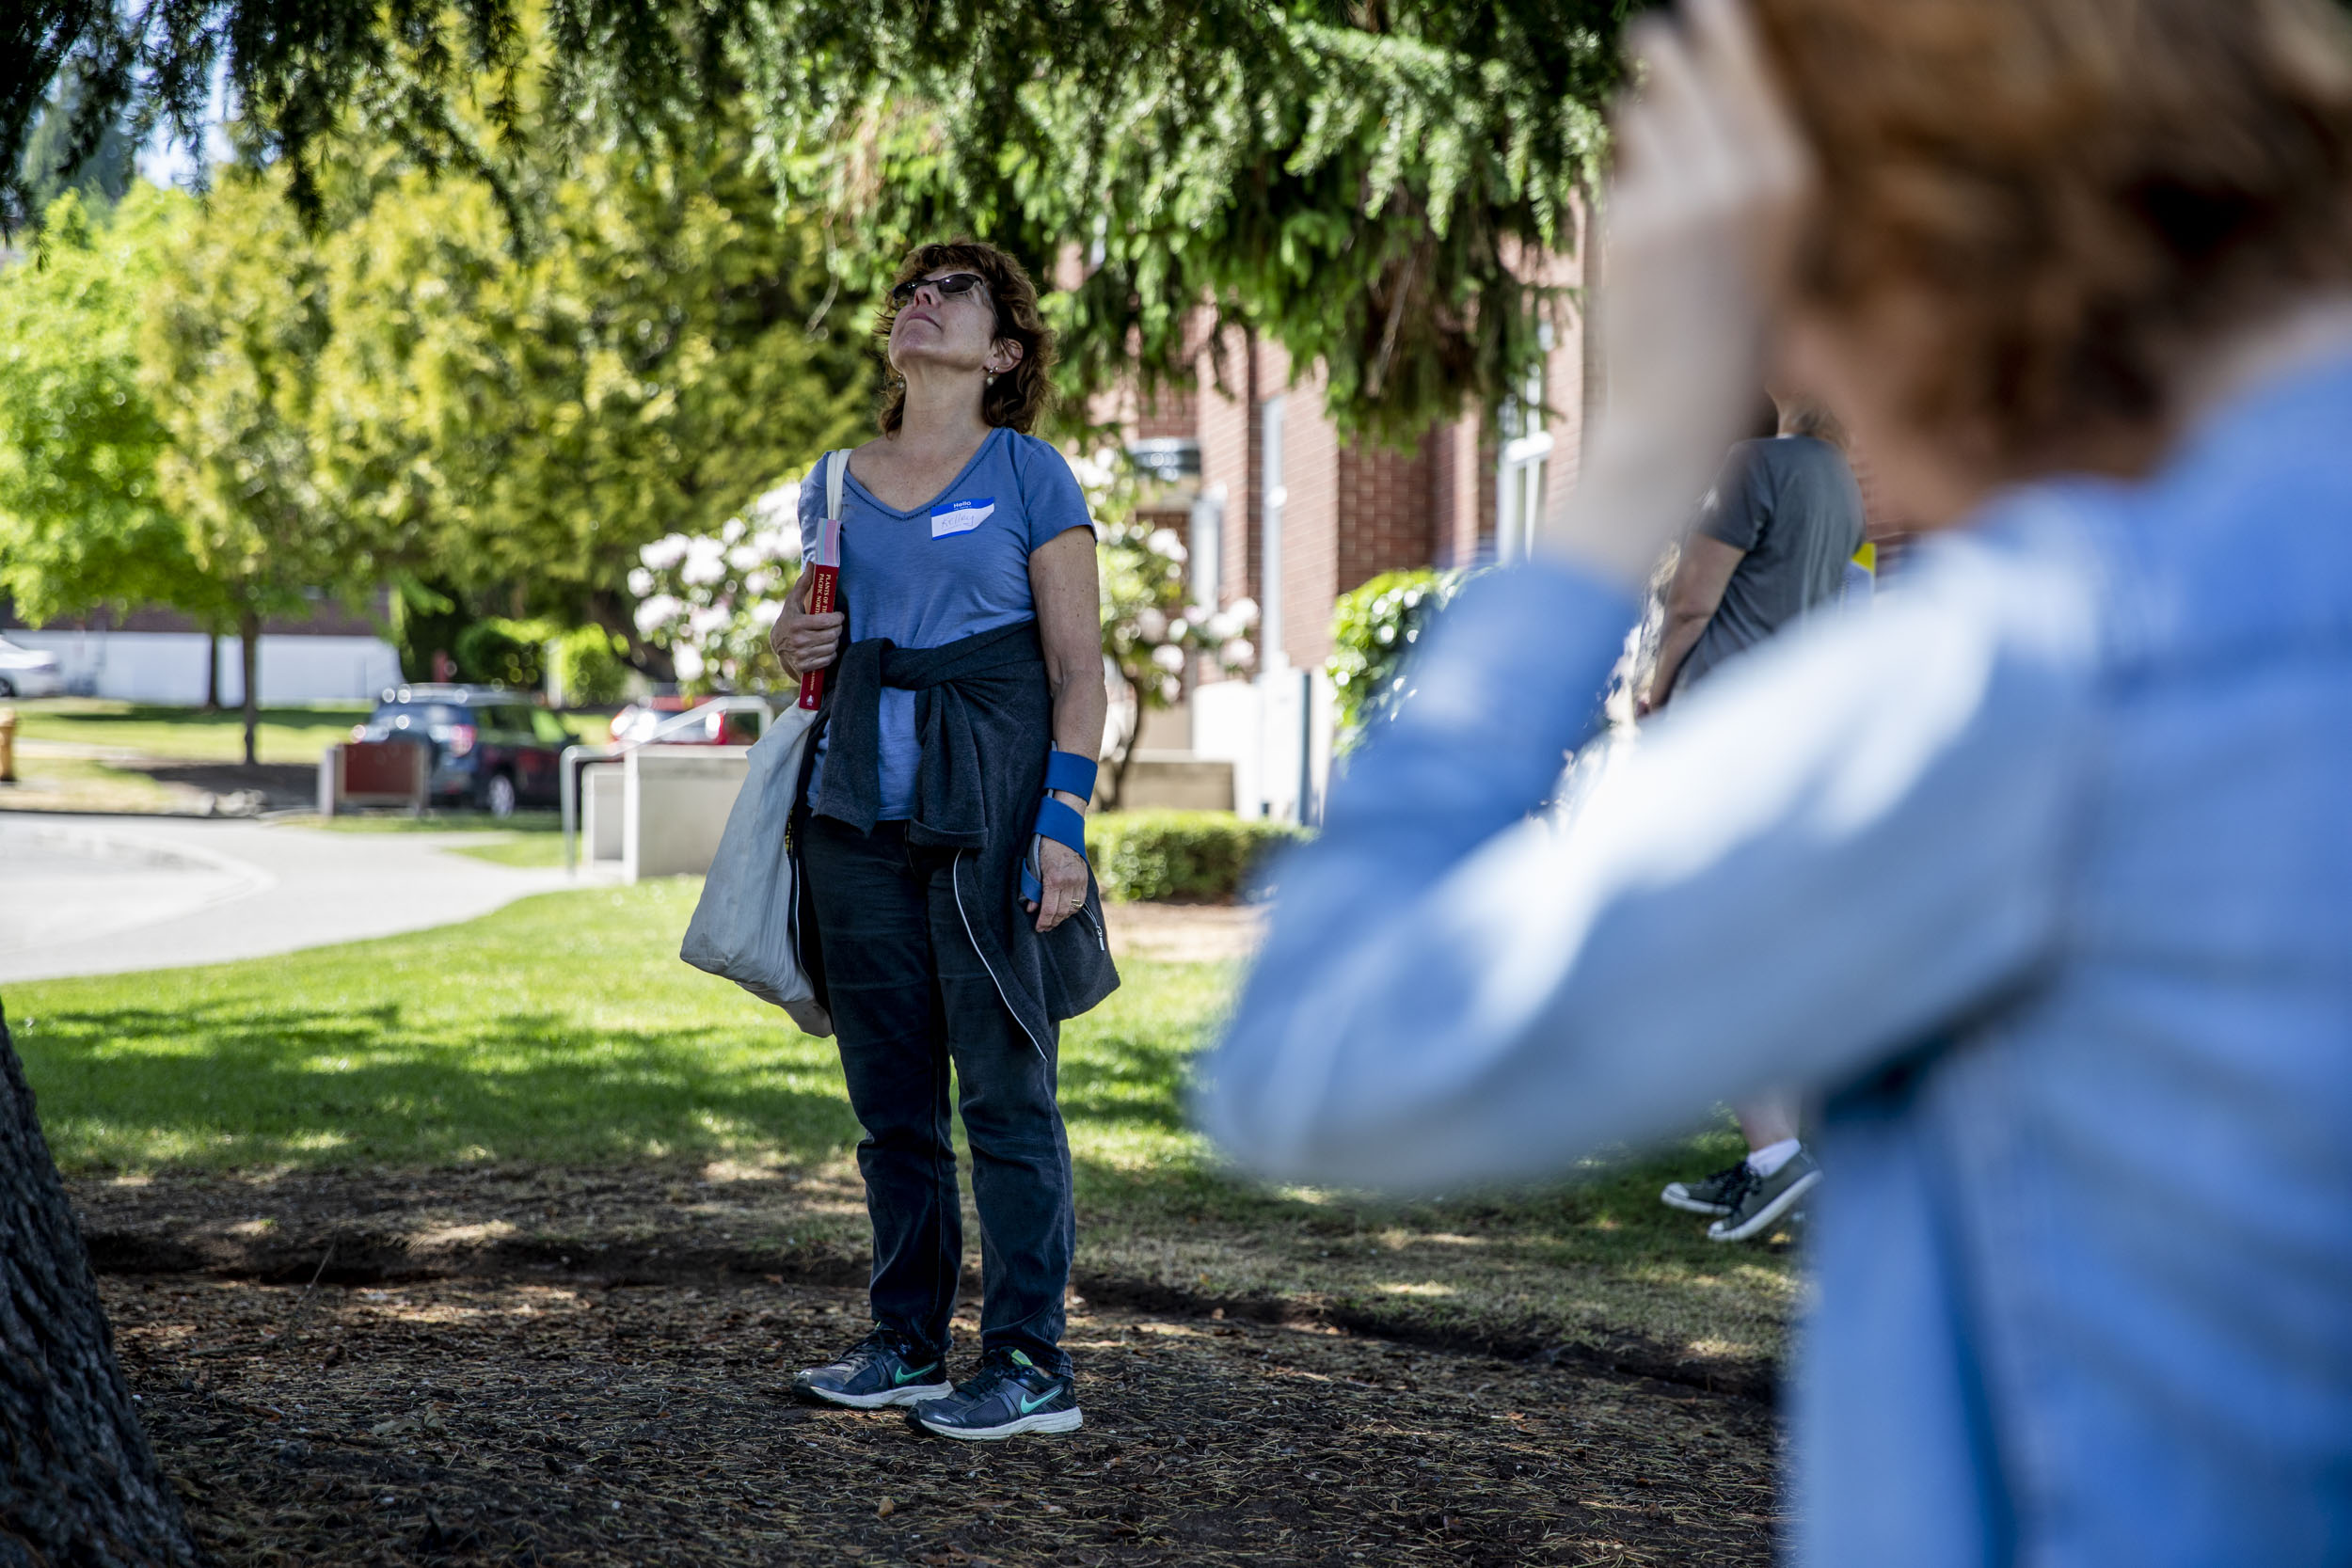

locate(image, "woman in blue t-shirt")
(767, 241), (1111, 1440)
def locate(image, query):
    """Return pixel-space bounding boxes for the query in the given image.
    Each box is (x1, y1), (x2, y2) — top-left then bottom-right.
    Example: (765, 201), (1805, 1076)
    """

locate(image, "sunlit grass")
(7, 880), (1798, 1360)
(10, 698), (373, 765)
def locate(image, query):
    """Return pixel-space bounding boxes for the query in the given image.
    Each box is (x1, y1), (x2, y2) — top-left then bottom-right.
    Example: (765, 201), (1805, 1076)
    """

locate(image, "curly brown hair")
(874, 241), (1058, 436)
(1756, 0), (2352, 475)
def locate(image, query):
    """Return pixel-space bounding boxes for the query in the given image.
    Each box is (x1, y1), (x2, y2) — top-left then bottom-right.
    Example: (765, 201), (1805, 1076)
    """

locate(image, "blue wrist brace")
(1022, 757), (1094, 903)
(1043, 750), (1098, 802)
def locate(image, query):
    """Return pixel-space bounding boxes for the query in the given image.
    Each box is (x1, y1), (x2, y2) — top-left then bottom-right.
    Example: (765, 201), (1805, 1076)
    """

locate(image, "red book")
(797, 514), (842, 711)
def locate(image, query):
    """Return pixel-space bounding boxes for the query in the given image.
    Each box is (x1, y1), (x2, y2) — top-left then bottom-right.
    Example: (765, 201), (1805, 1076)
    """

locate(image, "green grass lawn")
(278, 810), (569, 866)
(6, 883), (1794, 1366)
(10, 699), (373, 766)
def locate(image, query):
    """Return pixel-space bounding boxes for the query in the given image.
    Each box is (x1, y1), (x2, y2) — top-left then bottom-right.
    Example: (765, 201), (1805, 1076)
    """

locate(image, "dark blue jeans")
(801, 814), (1074, 1375)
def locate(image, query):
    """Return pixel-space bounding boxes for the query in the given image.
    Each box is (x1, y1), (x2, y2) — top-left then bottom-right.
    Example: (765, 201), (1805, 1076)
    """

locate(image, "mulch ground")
(105, 1270), (1782, 1567)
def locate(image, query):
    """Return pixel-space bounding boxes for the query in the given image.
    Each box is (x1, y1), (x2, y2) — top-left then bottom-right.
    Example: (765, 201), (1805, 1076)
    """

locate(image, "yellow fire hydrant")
(0, 707), (16, 784)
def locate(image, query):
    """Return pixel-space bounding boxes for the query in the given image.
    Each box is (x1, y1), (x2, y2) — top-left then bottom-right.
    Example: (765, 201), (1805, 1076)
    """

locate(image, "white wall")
(1190, 669), (1336, 825)
(9, 630), (403, 705)
(622, 745), (752, 879)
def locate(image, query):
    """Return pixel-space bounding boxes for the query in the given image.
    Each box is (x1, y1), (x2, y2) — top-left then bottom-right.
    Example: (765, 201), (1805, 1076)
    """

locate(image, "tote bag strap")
(825, 449), (849, 523)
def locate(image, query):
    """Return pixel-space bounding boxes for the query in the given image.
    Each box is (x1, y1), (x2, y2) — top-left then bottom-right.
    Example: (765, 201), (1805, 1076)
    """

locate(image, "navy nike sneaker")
(906, 1348), (1082, 1440)
(792, 1326), (951, 1409)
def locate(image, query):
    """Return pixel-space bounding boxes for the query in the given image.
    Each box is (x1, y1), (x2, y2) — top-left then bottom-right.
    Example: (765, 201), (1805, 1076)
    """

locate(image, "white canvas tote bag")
(677, 451), (850, 1037)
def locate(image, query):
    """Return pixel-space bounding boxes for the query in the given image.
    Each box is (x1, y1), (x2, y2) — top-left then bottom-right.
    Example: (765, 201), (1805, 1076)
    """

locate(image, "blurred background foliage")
(8, 0), (1634, 444)
(3, 0), (1641, 724)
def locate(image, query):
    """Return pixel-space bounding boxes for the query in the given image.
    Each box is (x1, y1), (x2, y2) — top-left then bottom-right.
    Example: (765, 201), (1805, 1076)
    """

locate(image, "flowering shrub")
(628, 483), (801, 692)
(1327, 567), (1473, 750)
(1079, 446), (1256, 801)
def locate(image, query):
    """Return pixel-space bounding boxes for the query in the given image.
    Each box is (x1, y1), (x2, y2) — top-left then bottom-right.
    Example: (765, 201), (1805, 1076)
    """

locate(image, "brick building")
(1105, 237), (1595, 820)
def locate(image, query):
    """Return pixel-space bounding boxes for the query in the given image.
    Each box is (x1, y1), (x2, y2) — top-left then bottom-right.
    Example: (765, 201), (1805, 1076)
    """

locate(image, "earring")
(986, 372), (999, 387)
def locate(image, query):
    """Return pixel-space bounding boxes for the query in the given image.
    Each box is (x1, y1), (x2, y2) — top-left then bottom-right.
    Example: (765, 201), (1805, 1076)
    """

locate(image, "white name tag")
(931, 499), (994, 537)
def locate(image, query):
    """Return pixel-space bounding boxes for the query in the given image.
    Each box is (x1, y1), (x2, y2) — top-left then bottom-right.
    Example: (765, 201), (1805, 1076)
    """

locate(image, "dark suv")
(356, 685), (577, 816)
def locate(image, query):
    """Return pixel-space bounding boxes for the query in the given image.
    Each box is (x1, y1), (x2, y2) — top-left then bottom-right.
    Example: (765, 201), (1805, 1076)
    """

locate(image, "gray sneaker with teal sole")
(1707, 1150), (1822, 1243)
(792, 1327), (951, 1409)
(906, 1348), (1082, 1441)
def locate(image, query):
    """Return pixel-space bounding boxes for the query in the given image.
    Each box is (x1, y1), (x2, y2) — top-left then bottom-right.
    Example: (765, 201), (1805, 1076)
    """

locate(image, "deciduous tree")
(141, 169), (386, 764)
(313, 98), (871, 644)
(0, 185), (237, 658)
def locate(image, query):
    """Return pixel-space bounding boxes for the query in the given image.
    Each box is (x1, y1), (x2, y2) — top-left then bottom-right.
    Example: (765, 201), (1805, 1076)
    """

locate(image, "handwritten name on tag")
(931, 499), (994, 538)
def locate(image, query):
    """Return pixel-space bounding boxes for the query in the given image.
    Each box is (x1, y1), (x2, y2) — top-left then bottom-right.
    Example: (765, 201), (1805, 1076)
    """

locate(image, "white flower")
(1151, 643), (1186, 673)
(1146, 528), (1186, 562)
(751, 526), (801, 562)
(1135, 608), (1168, 641)
(680, 536), (728, 586)
(743, 569), (777, 597)
(640, 535), (689, 570)
(1228, 597), (1260, 627)
(722, 516), (746, 545)
(675, 644), (706, 681)
(632, 594), (685, 636)
(627, 566), (655, 597)
(727, 544), (765, 573)
(1157, 674), (1184, 705)
(688, 603), (733, 638)
(752, 599), (784, 627)
(1221, 637), (1255, 668)
(750, 482), (800, 530)
(1168, 618), (1188, 641)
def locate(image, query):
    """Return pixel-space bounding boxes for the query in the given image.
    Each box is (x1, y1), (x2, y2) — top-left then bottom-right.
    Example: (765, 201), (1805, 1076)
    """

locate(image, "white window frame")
(1495, 349), (1553, 563)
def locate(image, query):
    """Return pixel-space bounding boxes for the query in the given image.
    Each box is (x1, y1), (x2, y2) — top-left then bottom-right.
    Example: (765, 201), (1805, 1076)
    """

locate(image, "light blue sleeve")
(1012, 435), (1098, 551)
(1199, 530), (2094, 1192)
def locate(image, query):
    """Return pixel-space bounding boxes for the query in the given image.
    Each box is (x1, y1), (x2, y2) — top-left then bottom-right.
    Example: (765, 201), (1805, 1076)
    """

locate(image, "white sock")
(1746, 1138), (1803, 1179)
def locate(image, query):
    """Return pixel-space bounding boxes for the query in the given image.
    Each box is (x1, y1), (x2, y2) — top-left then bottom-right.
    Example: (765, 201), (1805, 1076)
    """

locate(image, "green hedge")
(454, 616), (557, 690)
(1087, 810), (1309, 903)
(549, 625), (633, 705)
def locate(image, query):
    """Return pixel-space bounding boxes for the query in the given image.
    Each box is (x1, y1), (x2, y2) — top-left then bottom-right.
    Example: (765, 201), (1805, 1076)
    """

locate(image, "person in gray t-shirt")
(1645, 393), (1866, 1243)
(1647, 400), (1867, 706)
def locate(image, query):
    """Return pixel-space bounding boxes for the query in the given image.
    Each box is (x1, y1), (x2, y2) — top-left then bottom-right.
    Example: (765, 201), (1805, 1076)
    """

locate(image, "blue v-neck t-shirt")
(800, 425), (1096, 819)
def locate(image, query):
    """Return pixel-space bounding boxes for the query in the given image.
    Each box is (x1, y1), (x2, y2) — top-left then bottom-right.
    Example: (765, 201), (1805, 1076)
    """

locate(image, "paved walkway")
(0, 815), (589, 986)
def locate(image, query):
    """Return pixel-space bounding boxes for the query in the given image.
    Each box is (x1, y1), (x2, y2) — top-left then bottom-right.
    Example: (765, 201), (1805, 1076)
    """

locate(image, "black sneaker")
(792, 1327), (951, 1409)
(1661, 1158), (1752, 1216)
(1707, 1150), (1822, 1243)
(905, 1348), (1082, 1441)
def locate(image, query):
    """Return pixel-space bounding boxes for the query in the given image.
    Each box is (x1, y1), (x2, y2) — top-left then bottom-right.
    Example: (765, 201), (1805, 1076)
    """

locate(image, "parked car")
(354, 685), (577, 816)
(0, 636), (64, 699)
(609, 694), (769, 747)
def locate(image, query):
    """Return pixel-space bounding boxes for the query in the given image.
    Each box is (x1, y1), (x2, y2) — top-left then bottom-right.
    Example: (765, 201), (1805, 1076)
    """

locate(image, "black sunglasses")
(890, 271), (990, 309)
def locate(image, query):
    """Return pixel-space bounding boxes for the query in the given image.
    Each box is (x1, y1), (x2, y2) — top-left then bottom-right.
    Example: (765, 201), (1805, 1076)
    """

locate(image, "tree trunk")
(0, 1003), (205, 1566)
(237, 609), (260, 768)
(201, 633), (221, 714)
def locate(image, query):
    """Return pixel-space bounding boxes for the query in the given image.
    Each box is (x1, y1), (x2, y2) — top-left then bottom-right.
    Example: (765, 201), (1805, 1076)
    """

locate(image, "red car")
(608, 695), (768, 748)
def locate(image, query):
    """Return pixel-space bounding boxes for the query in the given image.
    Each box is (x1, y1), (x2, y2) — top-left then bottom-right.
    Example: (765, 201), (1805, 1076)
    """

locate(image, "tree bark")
(0, 1002), (205, 1567)
(201, 633), (221, 714)
(237, 608), (260, 768)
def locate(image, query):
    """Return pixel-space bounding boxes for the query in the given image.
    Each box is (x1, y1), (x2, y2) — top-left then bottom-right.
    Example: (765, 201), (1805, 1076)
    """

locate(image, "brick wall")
(1136, 384), (1199, 442)
(1196, 325), (1261, 610)
(1334, 432), (1438, 594)
(1157, 227), (1594, 668)
(1276, 363), (1340, 670)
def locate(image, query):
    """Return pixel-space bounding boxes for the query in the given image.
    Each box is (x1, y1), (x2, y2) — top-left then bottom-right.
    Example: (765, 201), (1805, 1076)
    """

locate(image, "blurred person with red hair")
(1203, 0), (2352, 1561)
